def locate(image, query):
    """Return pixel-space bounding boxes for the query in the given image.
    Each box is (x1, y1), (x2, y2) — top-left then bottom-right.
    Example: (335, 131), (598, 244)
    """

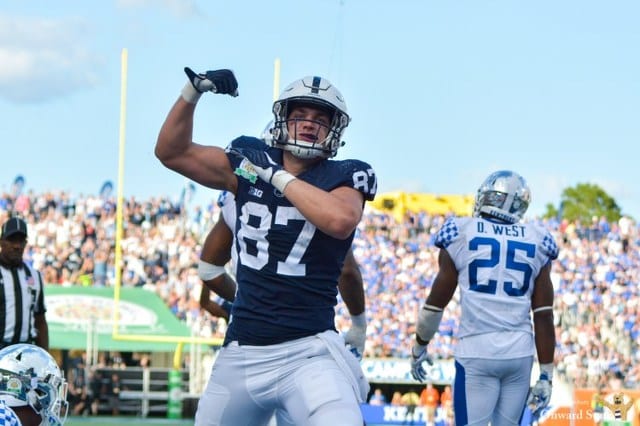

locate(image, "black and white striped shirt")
(0, 262), (46, 347)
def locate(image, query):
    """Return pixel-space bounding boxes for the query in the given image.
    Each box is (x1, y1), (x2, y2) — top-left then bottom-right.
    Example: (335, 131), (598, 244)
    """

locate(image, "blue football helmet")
(473, 170), (530, 224)
(270, 76), (350, 159)
(0, 344), (67, 425)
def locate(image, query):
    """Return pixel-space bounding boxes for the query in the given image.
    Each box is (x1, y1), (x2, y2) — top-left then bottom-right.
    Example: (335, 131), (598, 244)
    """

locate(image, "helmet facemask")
(270, 76), (350, 159)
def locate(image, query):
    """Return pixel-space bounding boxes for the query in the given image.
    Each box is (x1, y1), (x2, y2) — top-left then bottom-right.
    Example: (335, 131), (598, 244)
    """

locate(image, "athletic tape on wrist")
(181, 82), (202, 104)
(197, 260), (226, 281)
(271, 171), (296, 193)
(416, 305), (443, 343)
(539, 363), (554, 380)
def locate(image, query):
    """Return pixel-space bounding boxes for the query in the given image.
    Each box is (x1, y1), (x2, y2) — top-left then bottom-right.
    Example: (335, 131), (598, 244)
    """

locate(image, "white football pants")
(453, 356), (534, 425)
(195, 330), (366, 426)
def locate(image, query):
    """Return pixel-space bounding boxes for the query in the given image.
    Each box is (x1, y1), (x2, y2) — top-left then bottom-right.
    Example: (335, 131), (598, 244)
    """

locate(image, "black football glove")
(184, 67), (238, 96)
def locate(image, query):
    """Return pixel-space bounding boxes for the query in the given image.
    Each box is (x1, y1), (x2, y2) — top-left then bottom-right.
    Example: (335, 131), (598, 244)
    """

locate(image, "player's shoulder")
(320, 158), (377, 200)
(329, 158), (375, 174)
(434, 216), (470, 248)
(216, 190), (235, 208)
(228, 136), (268, 150)
(524, 222), (559, 260)
(0, 400), (22, 426)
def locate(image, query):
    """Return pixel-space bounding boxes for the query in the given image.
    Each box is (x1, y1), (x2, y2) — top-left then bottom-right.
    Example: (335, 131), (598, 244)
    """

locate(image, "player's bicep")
(426, 249), (459, 308)
(167, 144), (237, 191)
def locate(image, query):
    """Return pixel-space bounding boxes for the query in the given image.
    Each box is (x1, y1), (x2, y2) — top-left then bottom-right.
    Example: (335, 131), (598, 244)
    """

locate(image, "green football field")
(65, 417), (194, 426)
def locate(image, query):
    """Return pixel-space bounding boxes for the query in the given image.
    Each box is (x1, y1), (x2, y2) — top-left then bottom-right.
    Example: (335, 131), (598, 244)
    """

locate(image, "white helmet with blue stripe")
(271, 76), (350, 159)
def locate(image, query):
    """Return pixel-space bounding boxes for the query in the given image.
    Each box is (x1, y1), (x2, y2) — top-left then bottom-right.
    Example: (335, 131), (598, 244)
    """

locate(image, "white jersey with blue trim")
(0, 400), (21, 426)
(224, 136), (376, 346)
(435, 216), (558, 358)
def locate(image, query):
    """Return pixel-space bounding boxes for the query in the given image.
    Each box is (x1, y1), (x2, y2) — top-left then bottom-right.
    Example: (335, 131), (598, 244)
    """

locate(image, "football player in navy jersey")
(409, 171), (557, 426)
(198, 191), (367, 359)
(156, 68), (376, 425)
(198, 191), (367, 426)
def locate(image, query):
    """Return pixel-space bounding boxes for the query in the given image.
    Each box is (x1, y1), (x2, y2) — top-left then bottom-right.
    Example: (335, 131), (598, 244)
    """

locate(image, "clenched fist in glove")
(228, 147), (296, 193)
(343, 313), (366, 361)
(527, 365), (553, 417)
(410, 344), (433, 382)
(181, 67), (239, 104)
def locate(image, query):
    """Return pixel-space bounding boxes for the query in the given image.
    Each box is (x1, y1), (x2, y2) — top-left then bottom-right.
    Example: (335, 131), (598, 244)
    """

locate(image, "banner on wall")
(361, 358), (455, 385)
(45, 285), (198, 352)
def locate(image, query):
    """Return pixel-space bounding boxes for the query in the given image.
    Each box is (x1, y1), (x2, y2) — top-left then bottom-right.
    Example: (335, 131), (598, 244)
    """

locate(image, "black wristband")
(416, 335), (430, 346)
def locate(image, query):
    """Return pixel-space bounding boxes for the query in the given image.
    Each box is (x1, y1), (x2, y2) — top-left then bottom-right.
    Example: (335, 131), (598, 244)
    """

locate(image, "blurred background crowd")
(1, 188), (638, 393)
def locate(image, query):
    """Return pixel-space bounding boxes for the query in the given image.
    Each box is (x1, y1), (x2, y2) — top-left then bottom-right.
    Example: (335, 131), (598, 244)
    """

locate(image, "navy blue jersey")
(224, 136), (376, 345)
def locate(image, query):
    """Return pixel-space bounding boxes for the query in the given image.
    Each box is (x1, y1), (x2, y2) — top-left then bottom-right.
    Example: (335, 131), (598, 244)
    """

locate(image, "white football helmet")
(473, 170), (530, 224)
(271, 76), (350, 159)
(0, 344), (67, 426)
(260, 119), (274, 145)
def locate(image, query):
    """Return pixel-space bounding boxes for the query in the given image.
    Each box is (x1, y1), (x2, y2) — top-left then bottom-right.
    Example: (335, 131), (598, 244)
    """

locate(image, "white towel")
(316, 330), (370, 402)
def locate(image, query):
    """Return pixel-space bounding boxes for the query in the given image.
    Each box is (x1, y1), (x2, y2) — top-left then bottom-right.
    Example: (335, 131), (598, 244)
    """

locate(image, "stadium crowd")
(1, 188), (639, 392)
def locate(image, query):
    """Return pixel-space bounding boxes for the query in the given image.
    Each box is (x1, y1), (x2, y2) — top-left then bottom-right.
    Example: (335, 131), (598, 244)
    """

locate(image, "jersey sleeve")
(434, 217), (460, 250)
(539, 229), (559, 261)
(341, 159), (377, 201)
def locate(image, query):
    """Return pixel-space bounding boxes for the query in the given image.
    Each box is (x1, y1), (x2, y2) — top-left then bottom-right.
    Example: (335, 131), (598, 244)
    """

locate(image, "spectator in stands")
(103, 373), (121, 416)
(368, 388), (386, 406)
(419, 382), (439, 424)
(400, 390), (420, 425)
(87, 368), (102, 416)
(439, 385), (453, 424)
(67, 352), (89, 415)
(390, 391), (403, 406)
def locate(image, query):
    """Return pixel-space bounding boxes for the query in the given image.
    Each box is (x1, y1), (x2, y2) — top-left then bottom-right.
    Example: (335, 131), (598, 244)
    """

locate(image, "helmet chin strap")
(283, 139), (330, 159)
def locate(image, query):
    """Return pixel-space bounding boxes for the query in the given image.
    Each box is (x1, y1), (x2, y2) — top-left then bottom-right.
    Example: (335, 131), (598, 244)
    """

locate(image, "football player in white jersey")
(157, 69), (375, 425)
(410, 170), (558, 426)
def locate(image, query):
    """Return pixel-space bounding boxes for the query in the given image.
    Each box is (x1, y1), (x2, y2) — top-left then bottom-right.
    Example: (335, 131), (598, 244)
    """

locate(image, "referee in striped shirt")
(0, 217), (48, 351)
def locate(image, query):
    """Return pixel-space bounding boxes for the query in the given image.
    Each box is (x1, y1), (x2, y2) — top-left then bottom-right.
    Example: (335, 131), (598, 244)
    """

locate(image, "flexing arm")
(155, 70), (238, 192)
(229, 148), (367, 239)
(281, 182), (365, 240)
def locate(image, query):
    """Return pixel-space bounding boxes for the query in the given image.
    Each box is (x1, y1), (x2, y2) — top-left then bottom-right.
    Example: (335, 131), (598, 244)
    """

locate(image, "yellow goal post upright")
(111, 48), (224, 359)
